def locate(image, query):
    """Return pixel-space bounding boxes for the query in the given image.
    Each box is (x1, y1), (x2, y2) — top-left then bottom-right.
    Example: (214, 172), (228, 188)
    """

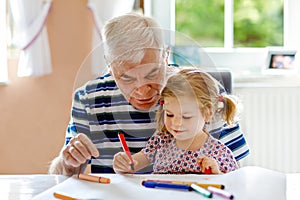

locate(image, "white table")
(286, 173), (300, 199)
(0, 174), (67, 200)
(32, 166), (288, 200)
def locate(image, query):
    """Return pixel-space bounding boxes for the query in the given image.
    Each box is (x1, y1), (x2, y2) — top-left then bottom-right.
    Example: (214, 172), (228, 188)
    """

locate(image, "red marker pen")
(118, 133), (135, 170)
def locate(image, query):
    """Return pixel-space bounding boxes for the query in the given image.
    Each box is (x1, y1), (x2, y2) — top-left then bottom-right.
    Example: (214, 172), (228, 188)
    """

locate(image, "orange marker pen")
(53, 192), (78, 200)
(78, 173), (110, 184)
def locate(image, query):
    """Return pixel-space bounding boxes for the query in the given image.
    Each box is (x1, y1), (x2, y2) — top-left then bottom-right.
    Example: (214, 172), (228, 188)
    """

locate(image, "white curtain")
(0, 0), (7, 82)
(10, 0), (52, 77)
(87, 0), (135, 75)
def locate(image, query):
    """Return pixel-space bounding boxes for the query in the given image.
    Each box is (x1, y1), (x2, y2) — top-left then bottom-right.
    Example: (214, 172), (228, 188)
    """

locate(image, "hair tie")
(218, 96), (224, 109)
(159, 100), (164, 105)
(219, 95), (223, 102)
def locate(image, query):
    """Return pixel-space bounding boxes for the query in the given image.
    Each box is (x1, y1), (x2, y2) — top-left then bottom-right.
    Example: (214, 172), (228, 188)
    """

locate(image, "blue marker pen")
(142, 181), (192, 191)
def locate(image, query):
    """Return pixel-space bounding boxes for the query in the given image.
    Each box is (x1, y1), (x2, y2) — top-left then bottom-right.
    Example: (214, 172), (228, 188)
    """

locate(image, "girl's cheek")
(164, 119), (172, 130)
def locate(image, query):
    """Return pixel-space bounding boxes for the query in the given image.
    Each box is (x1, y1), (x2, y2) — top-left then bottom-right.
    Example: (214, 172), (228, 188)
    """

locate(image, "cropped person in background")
(49, 13), (249, 176)
(270, 54), (295, 69)
(113, 69), (239, 174)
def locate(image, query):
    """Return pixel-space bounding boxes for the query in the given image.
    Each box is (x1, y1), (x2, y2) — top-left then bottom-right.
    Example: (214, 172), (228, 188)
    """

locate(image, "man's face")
(110, 49), (167, 110)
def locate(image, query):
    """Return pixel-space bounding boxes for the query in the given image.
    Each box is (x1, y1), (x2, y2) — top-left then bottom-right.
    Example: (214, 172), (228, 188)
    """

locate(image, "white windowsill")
(234, 73), (300, 88)
(202, 47), (300, 88)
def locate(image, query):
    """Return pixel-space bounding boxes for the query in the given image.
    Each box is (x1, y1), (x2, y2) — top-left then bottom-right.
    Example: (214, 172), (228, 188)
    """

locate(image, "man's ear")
(105, 55), (113, 76)
(164, 46), (170, 66)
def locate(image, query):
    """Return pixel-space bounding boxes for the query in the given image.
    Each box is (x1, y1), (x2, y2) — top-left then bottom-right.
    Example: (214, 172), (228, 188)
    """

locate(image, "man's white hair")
(102, 12), (165, 65)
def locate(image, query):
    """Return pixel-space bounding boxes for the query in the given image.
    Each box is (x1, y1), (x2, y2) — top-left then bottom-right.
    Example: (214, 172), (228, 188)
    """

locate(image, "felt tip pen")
(78, 173), (110, 184)
(191, 183), (213, 198)
(142, 179), (225, 189)
(53, 192), (78, 200)
(207, 186), (234, 199)
(118, 133), (135, 170)
(142, 181), (192, 191)
(204, 167), (212, 174)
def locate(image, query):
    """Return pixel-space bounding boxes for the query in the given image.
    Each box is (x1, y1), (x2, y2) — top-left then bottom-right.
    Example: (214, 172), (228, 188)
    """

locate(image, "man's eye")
(146, 72), (158, 79)
(146, 69), (160, 79)
(183, 116), (192, 119)
(120, 76), (135, 83)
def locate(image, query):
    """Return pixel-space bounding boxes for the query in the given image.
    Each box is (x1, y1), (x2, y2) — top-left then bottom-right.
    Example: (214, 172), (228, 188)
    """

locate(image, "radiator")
(234, 86), (300, 173)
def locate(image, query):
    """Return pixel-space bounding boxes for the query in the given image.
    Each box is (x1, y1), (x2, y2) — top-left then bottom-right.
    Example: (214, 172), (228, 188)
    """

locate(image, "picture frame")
(263, 49), (297, 75)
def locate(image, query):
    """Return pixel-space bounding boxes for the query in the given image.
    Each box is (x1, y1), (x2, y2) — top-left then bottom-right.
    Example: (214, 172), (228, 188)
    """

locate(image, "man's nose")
(135, 84), (152, 95)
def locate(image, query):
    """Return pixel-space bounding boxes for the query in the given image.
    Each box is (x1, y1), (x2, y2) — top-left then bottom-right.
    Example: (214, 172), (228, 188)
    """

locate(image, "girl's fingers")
(197, 157), (218, 174)
(113, 152), (135, 173)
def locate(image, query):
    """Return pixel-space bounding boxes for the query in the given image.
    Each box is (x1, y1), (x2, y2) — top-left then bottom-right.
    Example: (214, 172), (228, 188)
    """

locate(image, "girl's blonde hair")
(156, 68), (239, 133)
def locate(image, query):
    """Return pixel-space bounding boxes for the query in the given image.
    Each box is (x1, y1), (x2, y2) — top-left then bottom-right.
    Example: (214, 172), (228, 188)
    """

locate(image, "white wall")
(285, 0), (300, 67)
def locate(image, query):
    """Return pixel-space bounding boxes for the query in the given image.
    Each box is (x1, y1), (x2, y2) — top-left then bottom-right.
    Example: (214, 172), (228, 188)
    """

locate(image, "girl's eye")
(166, 113), (174, 118)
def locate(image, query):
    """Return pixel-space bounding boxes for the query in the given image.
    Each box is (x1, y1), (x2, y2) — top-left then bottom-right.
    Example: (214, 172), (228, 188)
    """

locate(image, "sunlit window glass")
(234, 0), (283, 47)
(175, 0), (284, 48)
(175, 0), (224, 47)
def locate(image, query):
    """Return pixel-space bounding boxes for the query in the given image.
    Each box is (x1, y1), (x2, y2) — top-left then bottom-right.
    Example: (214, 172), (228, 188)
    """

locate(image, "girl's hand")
(197, 157), (222, 174)
(113, 152), (136, 174)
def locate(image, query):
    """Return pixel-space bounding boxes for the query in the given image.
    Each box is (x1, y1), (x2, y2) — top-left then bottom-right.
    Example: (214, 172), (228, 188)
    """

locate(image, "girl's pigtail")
(218, 95), (238, 125)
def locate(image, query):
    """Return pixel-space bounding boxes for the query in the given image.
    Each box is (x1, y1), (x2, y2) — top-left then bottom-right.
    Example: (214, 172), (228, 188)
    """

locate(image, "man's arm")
(219, 123), (250, 162)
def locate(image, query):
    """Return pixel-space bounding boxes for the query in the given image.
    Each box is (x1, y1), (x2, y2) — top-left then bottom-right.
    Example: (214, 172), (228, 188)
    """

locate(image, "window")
(145, 0), (300, 78)
(175, 0), (284, 48)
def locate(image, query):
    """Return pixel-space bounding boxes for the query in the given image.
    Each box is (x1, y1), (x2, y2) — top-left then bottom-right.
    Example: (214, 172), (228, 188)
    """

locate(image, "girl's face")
(163, 96), (206, 142)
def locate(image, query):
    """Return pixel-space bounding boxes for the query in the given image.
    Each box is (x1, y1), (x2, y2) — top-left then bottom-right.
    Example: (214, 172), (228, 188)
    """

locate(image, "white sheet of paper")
(33, 166), (286, 200)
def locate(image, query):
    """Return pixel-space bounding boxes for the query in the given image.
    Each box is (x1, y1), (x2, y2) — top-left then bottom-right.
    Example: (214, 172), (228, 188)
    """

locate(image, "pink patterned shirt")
(141, 132), (238, 174)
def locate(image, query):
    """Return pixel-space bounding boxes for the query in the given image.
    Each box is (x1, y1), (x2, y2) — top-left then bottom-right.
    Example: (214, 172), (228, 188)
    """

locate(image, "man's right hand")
(61, 133), (99, 169)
